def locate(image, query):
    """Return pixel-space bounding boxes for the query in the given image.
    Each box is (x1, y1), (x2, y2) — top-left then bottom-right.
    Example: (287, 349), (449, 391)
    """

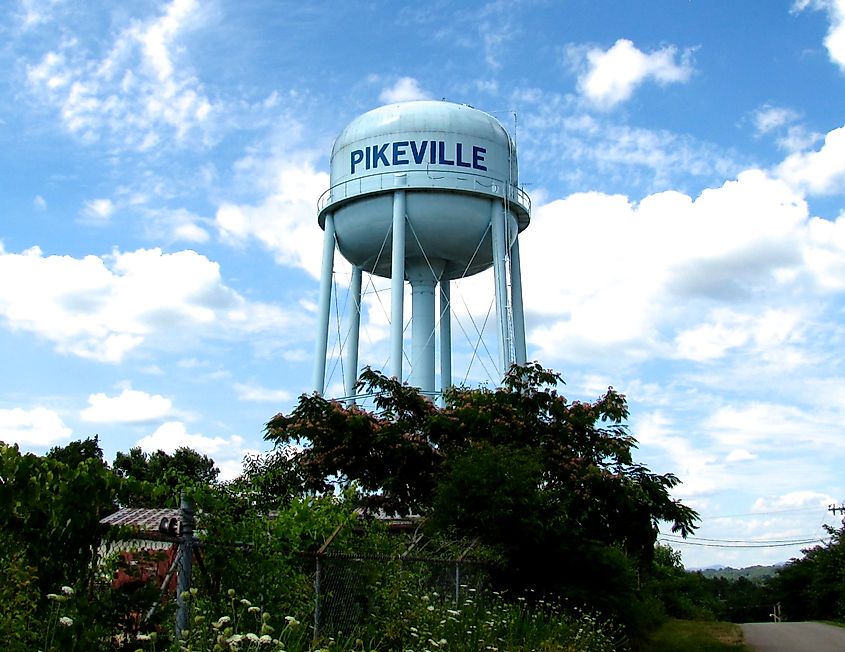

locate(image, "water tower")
(313, 100), (531, 397)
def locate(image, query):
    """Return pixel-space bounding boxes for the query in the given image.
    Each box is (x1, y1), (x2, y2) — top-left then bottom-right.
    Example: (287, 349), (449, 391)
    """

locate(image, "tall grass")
(642, 619), (748, 652)
(130, 587), (620, 651)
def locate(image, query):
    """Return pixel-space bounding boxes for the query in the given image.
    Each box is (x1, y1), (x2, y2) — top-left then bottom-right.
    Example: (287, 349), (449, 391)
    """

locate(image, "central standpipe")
(408, 260), (444, 394)
(439, 281), (452, 392)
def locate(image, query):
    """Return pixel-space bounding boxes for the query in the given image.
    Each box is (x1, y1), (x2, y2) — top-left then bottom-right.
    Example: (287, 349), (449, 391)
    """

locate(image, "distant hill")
(695, 564), (782, 583)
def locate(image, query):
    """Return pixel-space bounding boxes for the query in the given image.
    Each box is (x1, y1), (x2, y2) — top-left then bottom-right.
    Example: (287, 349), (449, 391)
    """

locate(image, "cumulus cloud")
(379, 77), (431, 104)
(706, 402), (843, 451)
(25, 0), (216, 150)
(776, 125), (845, 195)
(0, 246), (295, 363)
(752, 490), (834, 512)
(137, 420), (233, 454)
(793, 0), (845, 70)
(573, 39), (694, 109)
(215, 161), (331, 278)
(82, 198), (115, 223)
(81, 388), (174, 423)
(0, 406), (72, 446)
(234, 383), (292, 403)
(521, 169), (818, 365)
(136, 421), (249, 480)
(726, 448), (757, 463)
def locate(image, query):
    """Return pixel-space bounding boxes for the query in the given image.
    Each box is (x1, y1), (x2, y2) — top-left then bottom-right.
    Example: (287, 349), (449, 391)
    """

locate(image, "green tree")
(266, 363), (699, 627)
(0, 441), (122, 592)
(769, 524), (845, 621)
(46, 435), (105, 467)
(113, 445), (220, 506)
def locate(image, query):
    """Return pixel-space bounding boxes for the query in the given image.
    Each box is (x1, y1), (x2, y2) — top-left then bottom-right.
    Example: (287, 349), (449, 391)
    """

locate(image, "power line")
(662, 534), (827, 545)
(659, 537), (827, 549)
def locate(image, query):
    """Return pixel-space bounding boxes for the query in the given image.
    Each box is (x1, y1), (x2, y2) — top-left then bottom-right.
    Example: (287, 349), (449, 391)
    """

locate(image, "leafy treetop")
(265, 363), (698, 567)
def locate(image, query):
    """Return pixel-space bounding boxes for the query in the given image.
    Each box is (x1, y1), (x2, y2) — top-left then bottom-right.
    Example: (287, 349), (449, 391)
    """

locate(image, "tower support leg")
(491, 200), (514, 376)
(313, 212), (335, 394)
(510, 236), (527, 366)
(390, 178), (407, 381)
(439, 279), (452, 399)
(344, 265), (362, 402)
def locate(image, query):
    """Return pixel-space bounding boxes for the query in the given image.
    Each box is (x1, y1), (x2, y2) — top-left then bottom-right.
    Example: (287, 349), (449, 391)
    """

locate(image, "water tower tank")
(313, 100), (531, 397)
(318, 101), (530, 279)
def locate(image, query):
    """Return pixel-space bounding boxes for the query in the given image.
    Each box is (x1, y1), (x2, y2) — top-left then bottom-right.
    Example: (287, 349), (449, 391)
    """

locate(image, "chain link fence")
(101, 503), (493, 642)
(312, 552), (490, 637)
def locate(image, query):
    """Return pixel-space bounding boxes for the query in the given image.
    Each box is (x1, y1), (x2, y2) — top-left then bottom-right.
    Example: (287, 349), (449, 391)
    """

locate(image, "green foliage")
(47, 435), (104, 466)
(768, 524), (845, 621)
(233, 447), (307, 511)
(0, 441), (121, 593)
(265, 363), (699, 632)
(0, 531), (40, 651)
(194, 484), (359, 623)
(642, 619), (748, 652)
(155, 586), (619, 652)
(114, 446), (220, 507)
(173, 589), (313, 652)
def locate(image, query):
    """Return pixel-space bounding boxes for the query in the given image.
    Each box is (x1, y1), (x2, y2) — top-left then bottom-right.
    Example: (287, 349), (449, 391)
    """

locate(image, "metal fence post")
(314, 555), (322, 639)
(454, 562), (460, 603)
(175, 493), (194, 639)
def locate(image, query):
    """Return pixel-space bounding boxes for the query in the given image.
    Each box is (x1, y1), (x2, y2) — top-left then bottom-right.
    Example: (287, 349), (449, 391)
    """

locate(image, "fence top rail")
(301, 550), (492, 565)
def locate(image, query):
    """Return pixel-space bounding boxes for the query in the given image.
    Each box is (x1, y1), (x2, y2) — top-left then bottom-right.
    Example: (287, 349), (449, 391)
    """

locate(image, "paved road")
(742, 622), (845, 651)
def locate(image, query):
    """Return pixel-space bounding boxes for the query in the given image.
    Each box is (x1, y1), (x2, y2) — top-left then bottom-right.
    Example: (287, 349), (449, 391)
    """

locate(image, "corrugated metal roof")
(100, 508), (180, 532)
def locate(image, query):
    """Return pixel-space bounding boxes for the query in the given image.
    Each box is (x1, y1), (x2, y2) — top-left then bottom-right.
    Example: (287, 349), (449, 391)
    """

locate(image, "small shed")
(100, 507), (182, 592)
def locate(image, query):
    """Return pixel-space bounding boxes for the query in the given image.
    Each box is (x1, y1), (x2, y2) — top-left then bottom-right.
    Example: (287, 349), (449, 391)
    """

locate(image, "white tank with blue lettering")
(317, 100), (530, 280)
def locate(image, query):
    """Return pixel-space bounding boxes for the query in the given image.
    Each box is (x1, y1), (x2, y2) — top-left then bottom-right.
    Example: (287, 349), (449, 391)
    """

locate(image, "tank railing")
(317, 169), (531, 214)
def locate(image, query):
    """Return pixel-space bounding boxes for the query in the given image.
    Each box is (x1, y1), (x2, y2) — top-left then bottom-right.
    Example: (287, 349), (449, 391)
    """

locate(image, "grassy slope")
(642, 619), (750, 652)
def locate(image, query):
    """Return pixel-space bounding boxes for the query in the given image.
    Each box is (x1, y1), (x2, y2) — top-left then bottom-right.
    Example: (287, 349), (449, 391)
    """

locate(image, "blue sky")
(3, 0), (845, 569)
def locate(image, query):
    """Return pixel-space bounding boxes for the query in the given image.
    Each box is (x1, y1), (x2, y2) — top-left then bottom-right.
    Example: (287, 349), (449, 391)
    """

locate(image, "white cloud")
(16, 0), (61, 30)
(136, 421), (249, 480)
(726, 449), (757, 463)
(776, 125), (845, 195)
(634, 410), (722, 499)
(522, 169), (814, 366)
(752, 104), (799, 134)
(81, 388), (174, 423)
(752, 490), (834, 512)
(83, 198), (114, 222)
(33, 195), (47, 211)
(378, 77), (431, 104)
(0, 246), (295, 363)
(143, 207), (211, 244)
(777, 124), (824, 153)
(234, 383), (292, 403)
(674, 308), (803, 362)
(575, 39), (694, 109)
(25, 0), (217, 151)
(513, 88), (739, 191)
(215, 161), (331, 278)
(0, 406), (72, 446)
(706, 403), (840, 450)
(793, 0), (845, 70)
